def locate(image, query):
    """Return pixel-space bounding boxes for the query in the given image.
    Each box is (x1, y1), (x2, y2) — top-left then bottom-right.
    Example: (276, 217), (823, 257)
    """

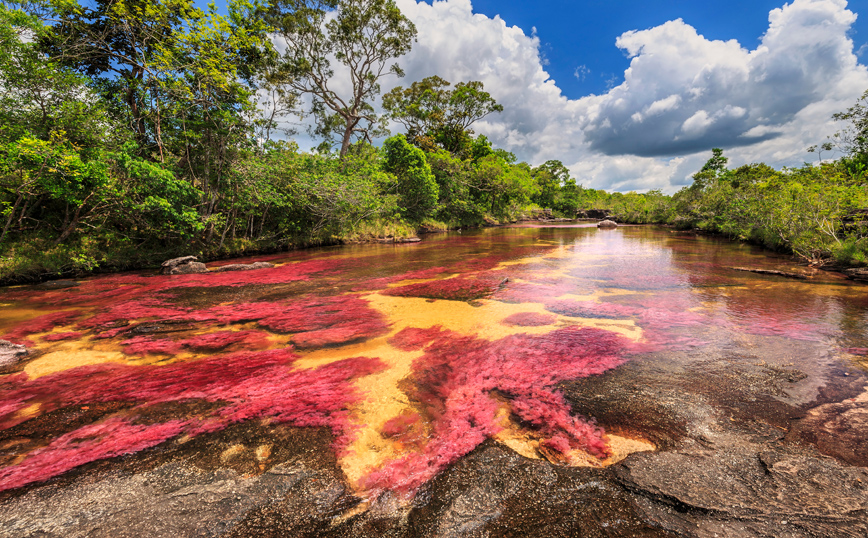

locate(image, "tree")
(37, 0), (270, 170)
(381, 134), (437, 220)
(271, 0), (416, 156)
(690, 148), (729, 191)
(382, 76), (503, 155)
(832, 89), (868, 159)
(531, 160), (571, 209)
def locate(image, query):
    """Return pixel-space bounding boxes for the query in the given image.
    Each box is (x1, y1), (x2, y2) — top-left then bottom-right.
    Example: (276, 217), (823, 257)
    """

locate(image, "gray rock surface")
(161, 256), (208, 275)
(210, 262), (275, 273)
(36, 280), (80, 289)
(597, 219), (618, 228)
(0, 340), (27, 367)
(161, 256), (199, 269)
(1, 334), (866, 537)
(844, 267), (868, 282)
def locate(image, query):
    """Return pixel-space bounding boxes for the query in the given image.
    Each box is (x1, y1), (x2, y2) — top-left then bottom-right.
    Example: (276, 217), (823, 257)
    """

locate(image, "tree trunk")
(339, 116), (361, 157)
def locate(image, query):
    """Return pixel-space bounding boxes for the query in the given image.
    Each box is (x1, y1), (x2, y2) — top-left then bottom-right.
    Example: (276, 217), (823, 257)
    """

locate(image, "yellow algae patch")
(22, 337), (174, 379)
(220, 444), (247, 462)
(296, 339), (425, 487)
(292, 291), (644, 490)
(25, 348), (130, 379)
(564, 436), (656, 467)
(0, 308), (78, 334)
(12, 403), (42, 422)
(363, 293), (642, 342)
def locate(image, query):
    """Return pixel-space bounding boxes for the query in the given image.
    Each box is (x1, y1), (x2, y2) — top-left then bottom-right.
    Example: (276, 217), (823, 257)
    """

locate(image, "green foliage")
(383, 76), (502, 156)
(381, 135), (438, 221)
(668, 148), (868, 265)
(3, 0), (865, 284)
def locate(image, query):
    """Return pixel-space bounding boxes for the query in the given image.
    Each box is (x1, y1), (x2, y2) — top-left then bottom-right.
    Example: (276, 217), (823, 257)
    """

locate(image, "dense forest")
(1, 0), (867, 283)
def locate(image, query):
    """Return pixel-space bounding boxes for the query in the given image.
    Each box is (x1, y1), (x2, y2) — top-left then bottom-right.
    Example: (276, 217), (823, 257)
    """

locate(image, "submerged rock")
(597, 219), (618, 228)
(36, 280), (80, 290)
(787, 390), (868, 467)
(210, 262), (276, 273)
(844, 267), (868, 282)
(0, 340), (27, 367)
(730, 266), (809, 279)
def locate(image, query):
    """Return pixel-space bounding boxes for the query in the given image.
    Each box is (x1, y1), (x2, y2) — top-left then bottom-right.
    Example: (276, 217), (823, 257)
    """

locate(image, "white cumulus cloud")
(383, 0), (868, 192)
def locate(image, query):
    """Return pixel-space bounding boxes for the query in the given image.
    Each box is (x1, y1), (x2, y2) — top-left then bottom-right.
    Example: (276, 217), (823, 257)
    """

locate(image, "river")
(1, 224), (866, 537)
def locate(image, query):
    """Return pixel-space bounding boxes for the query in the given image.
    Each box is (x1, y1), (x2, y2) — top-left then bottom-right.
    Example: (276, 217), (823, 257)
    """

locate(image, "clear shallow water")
(1, 224), (866, 496)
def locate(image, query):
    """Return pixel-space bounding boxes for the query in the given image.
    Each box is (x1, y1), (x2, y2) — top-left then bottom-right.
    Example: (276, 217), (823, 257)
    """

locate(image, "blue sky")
(459, 0), (868, 98)
(263, 0), (868, 192)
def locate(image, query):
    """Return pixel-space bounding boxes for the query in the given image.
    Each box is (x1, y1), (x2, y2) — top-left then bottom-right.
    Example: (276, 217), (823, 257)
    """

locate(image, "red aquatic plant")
(0, 417), (189, 491)
(362, 325), (638, 496)
(41, 332), (84, 342)
(501, 312), (558, 327)
(2, 311), (82, 345)
(121, 331), (272, 356)
(382, 276), (505, 301)
(255, 296), (390, 348)
(0, 349), (385, 491)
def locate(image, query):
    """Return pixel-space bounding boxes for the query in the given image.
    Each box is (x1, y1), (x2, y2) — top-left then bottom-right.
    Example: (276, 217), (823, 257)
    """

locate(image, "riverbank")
(4, 219), (867, 288)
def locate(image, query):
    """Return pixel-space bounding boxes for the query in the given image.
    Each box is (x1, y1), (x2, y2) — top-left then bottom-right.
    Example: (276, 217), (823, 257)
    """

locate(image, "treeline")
(580, 135), (868, 266)
(1, 1), (867, 283)
(0, 0), (605, 282)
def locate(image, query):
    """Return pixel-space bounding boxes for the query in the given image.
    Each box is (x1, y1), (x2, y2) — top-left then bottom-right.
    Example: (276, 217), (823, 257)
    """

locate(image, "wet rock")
(168, 261), (207, 275)
(729, 267), (809, 279)
(0, 423), (360, 538)
(597, 219), (618, 229)
(0, 459), (353, 538)
(376, 237), (422, 244)
(211, 262), (276, 273)
(161, 256), (208, 275)
(615, 442), (868, 537)
(161, 255), (198, 269)
(787, 390), (868, 467)
(406, 442), (676, 538)
(0, 340), (27, 367)
(843, 267), (868, 282)
(36, 280), (80, 290)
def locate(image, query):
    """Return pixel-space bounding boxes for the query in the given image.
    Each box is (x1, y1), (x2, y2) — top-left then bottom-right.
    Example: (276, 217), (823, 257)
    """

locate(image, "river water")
(1, 224), (866, 535)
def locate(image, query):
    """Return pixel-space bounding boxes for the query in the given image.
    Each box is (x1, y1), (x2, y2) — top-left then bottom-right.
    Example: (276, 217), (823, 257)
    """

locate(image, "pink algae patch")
(121, 331), (271, 356)
(361, 325), (641, 496)
(255, 296), (390, 349)
(41, 332), (84, 342)
(546, 300), (637, 320)
(2, 311), (82, 345)
(382, 276), (505, 301)
(0, 417), (189, 491)
(0, 349), (385, 492)
(502, 312), (558, 327)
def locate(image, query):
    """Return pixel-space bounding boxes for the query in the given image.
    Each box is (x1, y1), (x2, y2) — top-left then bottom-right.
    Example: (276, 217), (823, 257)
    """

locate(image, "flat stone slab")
(0, 340), (27, 367)
(210, 262), (275, 273)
